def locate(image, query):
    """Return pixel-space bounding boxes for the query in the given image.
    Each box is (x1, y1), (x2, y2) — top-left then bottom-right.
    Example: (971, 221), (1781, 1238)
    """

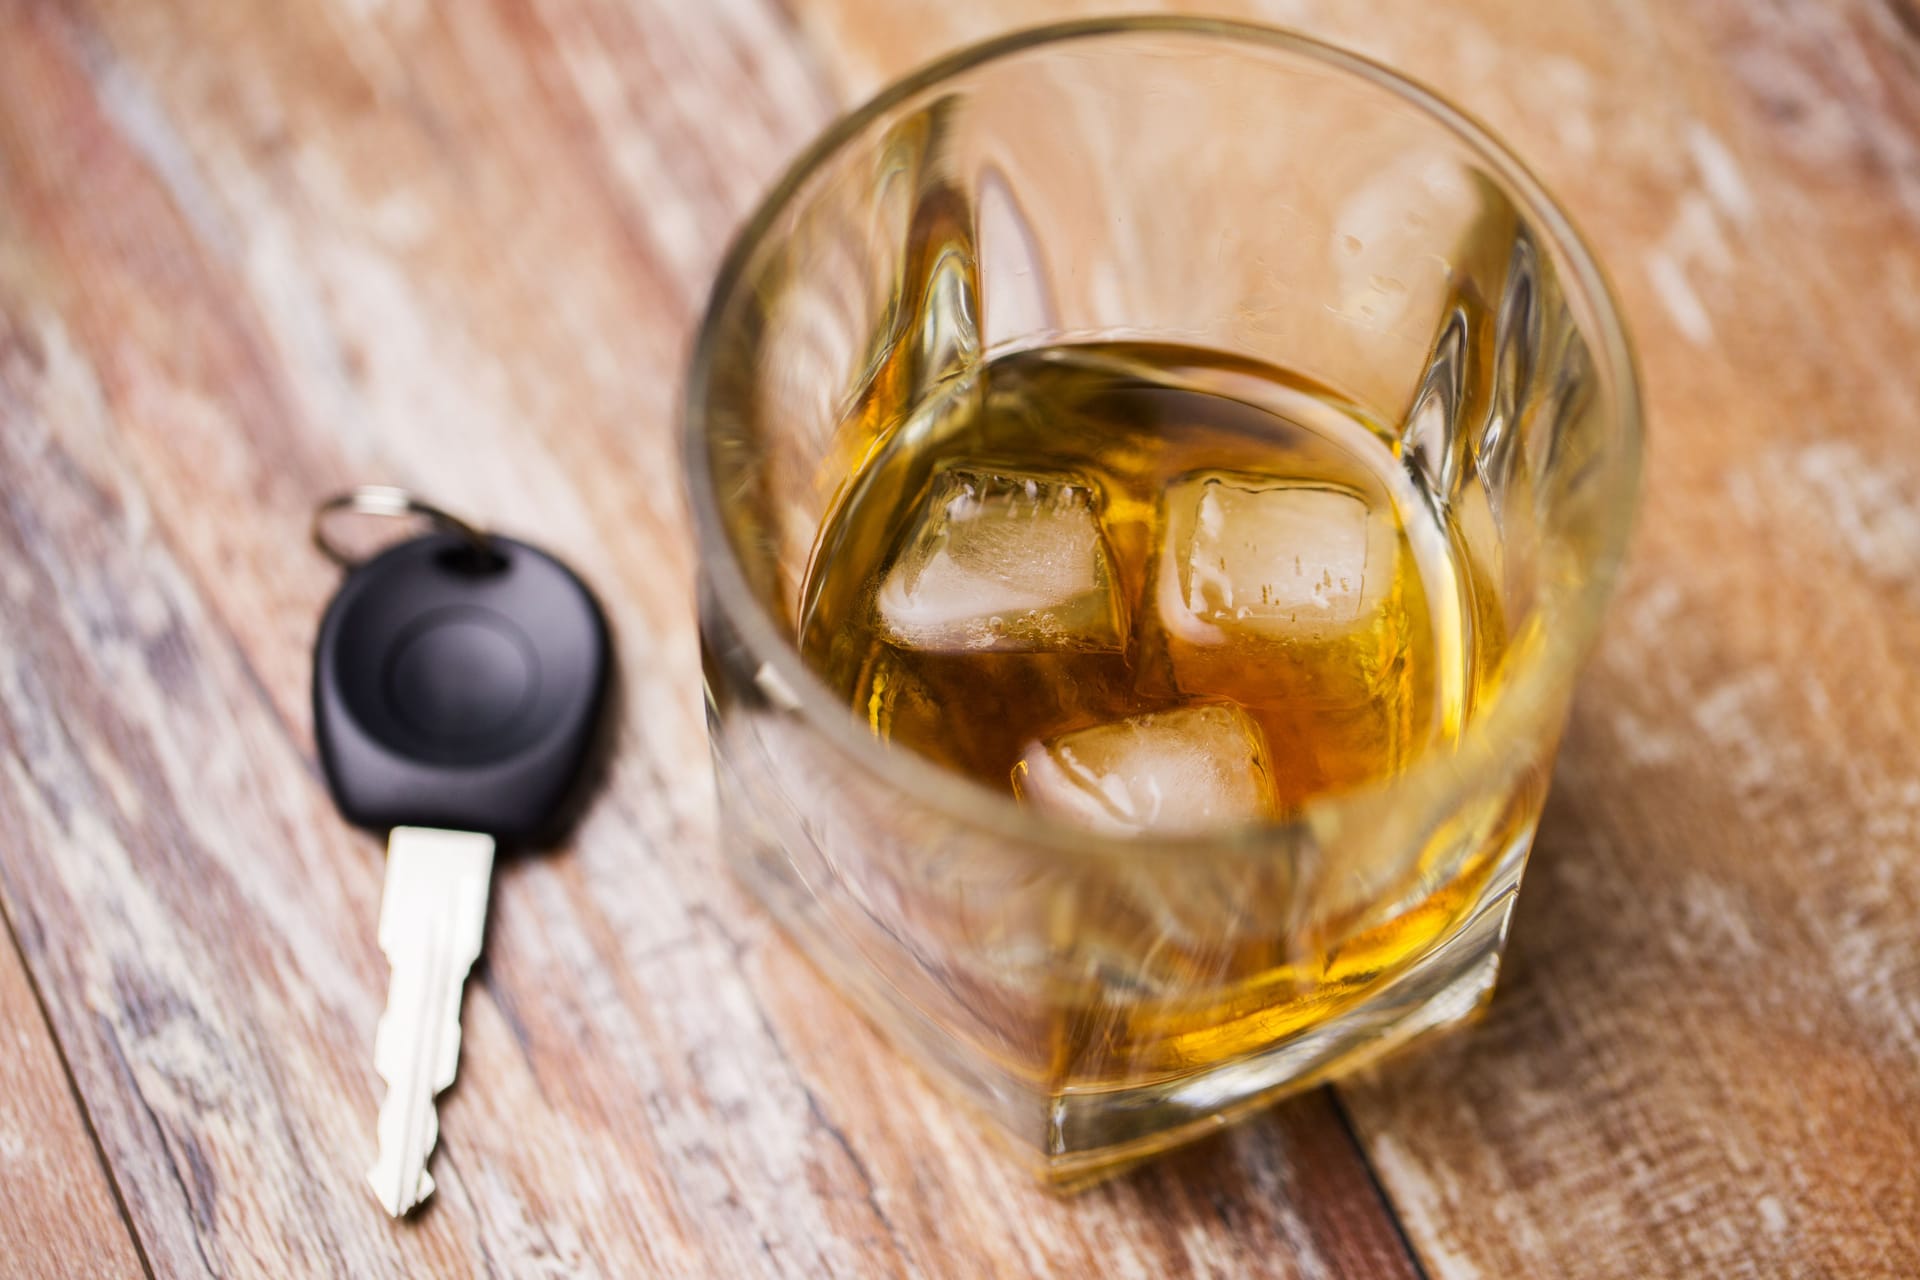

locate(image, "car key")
(311, 489), (611, 1216)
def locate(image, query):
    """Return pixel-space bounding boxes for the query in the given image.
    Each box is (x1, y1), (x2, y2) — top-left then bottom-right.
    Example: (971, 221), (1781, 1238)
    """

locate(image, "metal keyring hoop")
(311, 485), (494, 569)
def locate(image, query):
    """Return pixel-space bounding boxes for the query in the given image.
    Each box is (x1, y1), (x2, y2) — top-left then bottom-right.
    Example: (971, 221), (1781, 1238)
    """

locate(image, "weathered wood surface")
(0, 0), (1914, 1276)
(0, 916), (145, 1278)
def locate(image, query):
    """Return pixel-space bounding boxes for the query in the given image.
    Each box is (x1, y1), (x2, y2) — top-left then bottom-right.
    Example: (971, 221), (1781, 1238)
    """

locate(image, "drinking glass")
(685, 16), (1641, 1185)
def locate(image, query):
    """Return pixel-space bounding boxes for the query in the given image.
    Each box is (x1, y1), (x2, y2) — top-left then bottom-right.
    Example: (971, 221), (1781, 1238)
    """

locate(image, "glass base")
(722, 757), (1532, 1187)
(1041, 874), (1517, 1186)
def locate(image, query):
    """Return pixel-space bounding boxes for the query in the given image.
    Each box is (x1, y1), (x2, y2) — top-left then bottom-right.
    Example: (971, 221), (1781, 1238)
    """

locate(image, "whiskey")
(803, 341), (1485, 819)
(795, 341), (1510, 1090)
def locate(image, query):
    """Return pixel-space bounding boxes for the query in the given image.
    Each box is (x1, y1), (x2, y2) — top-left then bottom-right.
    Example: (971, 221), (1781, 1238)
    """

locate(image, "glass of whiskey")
(686, 17), (1641, 1185)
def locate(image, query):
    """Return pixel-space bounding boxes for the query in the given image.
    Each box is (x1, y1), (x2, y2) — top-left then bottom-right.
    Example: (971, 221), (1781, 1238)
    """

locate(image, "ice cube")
(875, 467), (1126, 653)
(1151, 472), (1404, 705)
(1011, 703), (1279, 836)
(1182, 477), (1373, 626)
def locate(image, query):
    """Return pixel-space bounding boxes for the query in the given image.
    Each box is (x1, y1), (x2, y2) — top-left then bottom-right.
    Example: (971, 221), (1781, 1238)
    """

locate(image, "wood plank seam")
(94, 1018), (219, 1277)
(1328, 1090), (1432, 1280)
(0, 891), (157, 1280)
(736, 964), (914, 1264)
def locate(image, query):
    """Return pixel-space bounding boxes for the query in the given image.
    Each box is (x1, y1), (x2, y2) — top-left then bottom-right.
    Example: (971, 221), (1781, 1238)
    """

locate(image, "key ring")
(311, 485), (496, 570)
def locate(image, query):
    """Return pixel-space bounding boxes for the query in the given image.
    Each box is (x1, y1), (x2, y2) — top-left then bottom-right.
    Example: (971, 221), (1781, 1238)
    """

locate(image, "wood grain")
(0, 0), (1915, 1276)
(0, 913), (147, 1279)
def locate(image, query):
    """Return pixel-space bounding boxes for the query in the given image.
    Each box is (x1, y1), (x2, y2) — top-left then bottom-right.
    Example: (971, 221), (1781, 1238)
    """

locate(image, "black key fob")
(313, 532), (612, 844)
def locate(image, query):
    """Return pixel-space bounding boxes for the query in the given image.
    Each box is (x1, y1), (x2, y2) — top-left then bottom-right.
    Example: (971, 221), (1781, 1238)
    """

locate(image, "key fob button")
(384, 608), (536, 751)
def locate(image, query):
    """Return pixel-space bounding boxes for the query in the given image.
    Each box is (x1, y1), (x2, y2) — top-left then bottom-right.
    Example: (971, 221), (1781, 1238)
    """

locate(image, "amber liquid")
(798, 342), (1507, 1087)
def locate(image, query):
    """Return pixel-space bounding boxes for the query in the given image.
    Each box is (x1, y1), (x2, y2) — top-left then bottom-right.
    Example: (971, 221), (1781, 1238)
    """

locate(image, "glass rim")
(683, 15), (1645, 859)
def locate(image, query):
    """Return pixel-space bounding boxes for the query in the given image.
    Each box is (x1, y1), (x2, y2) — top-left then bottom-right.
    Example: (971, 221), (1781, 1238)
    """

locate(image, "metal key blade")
(367, 826), (494, 1216)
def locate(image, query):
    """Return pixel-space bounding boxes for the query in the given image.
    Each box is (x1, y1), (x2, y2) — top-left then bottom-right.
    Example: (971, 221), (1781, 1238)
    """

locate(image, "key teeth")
(369, 1157), (436, 1217)
(370, 1067), (445, 1217)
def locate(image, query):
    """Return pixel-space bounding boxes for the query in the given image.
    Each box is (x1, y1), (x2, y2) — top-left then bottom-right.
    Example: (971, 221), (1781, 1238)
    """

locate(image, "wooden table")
(2, 0), (1916, 1275)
